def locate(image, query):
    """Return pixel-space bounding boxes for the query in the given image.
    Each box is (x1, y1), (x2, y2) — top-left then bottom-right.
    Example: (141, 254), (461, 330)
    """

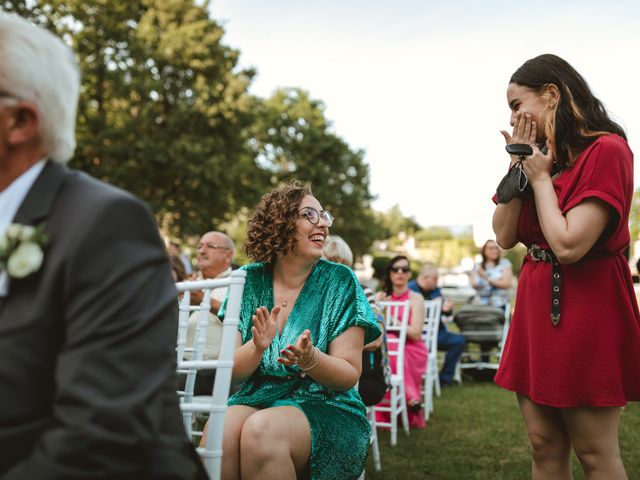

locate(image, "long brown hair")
(480, 240), (501, 270)
(510, 54), (626, 168)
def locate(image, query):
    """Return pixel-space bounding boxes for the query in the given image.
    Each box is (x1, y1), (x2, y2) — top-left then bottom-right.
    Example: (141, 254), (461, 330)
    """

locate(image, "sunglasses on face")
(390, 266), (411, 273)
(299, 207), (334, 227)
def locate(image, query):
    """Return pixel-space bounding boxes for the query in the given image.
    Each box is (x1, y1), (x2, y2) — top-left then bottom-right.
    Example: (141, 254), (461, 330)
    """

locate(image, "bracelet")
(299, 347), (320, 371)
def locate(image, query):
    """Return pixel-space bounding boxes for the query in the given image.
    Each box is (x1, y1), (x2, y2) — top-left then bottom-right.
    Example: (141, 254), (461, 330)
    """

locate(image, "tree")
(4, 0), (261, 237)
(251, 88), (384, 256)
(375, 205), (421, 238)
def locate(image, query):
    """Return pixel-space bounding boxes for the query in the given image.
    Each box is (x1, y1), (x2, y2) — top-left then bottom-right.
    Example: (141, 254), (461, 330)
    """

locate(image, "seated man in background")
(183, 231), (234, 394)
(409, 263), (465, 386)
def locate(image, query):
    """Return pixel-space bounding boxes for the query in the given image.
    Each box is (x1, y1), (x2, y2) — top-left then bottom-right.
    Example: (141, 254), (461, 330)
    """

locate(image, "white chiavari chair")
(422, 298), (442, 421)
(175, 270), (246, 480)
(373, 300), (410, 446)
(358, 406), (382, 480)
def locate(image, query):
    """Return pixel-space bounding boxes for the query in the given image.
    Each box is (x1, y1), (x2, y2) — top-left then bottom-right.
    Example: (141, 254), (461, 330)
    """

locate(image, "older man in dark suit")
(0, 13), (206, 479)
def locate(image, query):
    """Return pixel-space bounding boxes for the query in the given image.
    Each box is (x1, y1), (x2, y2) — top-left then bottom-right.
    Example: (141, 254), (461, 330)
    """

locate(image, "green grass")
(365, 379), (640, 479)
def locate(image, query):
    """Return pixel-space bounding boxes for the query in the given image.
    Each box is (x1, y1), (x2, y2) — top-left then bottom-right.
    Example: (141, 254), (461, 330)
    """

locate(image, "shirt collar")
(0, 159), (47, 233)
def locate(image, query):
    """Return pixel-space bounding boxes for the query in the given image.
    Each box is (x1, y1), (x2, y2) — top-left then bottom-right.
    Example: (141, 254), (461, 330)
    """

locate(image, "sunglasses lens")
(392, 267), (409, 273)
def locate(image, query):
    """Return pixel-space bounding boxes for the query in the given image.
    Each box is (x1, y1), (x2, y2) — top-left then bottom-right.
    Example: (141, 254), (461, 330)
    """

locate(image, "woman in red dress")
(493, 54), (640, 479)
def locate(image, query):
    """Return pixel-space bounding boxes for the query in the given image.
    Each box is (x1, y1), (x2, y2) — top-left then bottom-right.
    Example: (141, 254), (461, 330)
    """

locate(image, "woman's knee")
(573, 441), (622, 473)
(240, 412), (288, 461)
(220, 406), (255, 450)
(528, 431), (570, 463)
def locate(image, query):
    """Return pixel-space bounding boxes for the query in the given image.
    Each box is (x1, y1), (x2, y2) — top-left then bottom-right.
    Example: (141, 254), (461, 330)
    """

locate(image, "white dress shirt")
(0, 159), (47, 297)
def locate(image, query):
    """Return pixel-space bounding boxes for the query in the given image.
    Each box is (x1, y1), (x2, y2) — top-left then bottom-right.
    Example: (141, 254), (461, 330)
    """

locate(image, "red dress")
(494, 134), (640, 407)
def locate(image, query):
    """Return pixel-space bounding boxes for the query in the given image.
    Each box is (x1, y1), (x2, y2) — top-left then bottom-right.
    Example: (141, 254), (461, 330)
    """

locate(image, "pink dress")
(376, 289), (428, 428)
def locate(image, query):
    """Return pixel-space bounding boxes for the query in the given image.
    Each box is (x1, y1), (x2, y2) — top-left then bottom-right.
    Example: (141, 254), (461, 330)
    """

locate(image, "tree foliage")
(251, 88), (384, 256)
(375, 205), (421, 237)
(3, 0), (262, 237)
(2, 2), (385, 255)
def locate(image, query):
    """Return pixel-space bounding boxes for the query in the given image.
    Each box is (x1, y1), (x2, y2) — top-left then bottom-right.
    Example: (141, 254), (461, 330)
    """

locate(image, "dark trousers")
(177, 370), (216, 396)
(437, 328), (466, 384)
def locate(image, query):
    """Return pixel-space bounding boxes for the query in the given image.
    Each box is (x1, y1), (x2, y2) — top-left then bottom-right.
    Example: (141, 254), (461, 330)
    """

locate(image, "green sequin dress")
(222, 259), (381, 480)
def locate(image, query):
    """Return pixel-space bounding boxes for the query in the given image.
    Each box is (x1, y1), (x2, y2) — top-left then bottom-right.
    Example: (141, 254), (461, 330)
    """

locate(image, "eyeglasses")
(299, 207), (334, 227)
(198, 243), (231, 251)
(390, 266), (411, 274)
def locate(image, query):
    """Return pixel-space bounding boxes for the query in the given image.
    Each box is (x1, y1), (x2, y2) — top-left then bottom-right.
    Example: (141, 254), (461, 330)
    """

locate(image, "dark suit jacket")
(0, 162), (207, 479)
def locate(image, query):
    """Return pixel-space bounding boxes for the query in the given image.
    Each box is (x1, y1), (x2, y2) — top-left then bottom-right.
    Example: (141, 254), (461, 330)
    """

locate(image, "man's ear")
(6, 102), (40, 146)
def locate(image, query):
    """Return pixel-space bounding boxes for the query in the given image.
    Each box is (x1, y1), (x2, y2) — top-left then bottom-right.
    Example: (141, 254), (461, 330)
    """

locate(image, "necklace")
(274, 277), (304, 310)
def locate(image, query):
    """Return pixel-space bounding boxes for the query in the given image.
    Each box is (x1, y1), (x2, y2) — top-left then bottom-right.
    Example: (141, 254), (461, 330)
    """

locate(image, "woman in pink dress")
(375, 255), (427, 428)
(493, 54), (640, 479)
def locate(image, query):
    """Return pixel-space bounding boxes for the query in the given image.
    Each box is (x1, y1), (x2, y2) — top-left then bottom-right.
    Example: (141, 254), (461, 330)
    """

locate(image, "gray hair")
(322, 235), (353, 267)
(419, 263), (438, 278)
(203, 231), (235, 256)
(0, 13), (80, 163)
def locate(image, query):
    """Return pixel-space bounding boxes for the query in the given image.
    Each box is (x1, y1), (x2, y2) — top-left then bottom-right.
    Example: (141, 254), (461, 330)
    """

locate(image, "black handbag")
(496, 160), (529, 204)
(496, 143), (533, 204)
(496, 143), (560, 203)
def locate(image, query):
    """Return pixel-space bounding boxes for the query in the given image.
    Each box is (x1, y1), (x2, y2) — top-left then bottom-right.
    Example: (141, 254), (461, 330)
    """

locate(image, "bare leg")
(563, 406), (627, 480)
(517, 394), (572, 480)
(200, 405), (257, 480)
(240, 406), (311, 480)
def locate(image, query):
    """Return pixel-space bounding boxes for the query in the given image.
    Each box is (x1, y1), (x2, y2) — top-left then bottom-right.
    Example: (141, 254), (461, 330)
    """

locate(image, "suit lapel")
(13, 161), (70, 225)
(0, 162), (70, 311)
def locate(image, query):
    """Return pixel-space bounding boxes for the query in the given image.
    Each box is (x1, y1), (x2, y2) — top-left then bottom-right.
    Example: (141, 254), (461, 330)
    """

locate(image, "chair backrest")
(378, 300), (410, 379)
(422, 298), (442, 355)
(175, 269), (246, 480)
(453, 304), (506, 343)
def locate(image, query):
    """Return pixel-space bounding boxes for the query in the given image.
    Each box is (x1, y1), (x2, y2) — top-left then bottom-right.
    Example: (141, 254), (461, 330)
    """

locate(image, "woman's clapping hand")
(278, 329), (314, 367)
(251, 305), (279, 352)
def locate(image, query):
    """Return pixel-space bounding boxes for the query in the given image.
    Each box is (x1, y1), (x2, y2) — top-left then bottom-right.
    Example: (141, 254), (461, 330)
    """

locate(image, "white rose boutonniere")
(0, 223), (48, 279)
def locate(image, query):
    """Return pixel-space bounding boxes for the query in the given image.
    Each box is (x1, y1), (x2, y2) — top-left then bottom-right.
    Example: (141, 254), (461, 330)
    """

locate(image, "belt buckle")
(530, 244), (541, 262)
(530, 244), (549, 262)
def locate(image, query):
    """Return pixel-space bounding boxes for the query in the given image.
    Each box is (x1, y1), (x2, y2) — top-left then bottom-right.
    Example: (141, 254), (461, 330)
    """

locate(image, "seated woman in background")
(169, 254), (187, 283)
(469, 239), (513, 307)
(375, 255), (426, 428)
(207, 183), (380, 480)
(323, 235), (389, 407)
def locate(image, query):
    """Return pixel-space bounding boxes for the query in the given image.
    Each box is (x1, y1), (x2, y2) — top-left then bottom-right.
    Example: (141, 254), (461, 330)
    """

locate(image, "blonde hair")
(322, 235), (353, 267)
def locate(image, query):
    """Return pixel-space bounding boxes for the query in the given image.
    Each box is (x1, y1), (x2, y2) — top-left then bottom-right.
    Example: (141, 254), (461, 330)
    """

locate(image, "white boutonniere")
(0, 223), (48, 279)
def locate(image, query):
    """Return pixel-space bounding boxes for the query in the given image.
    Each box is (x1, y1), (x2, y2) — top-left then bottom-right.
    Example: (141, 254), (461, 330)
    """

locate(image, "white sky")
(209, 0), (640, 231)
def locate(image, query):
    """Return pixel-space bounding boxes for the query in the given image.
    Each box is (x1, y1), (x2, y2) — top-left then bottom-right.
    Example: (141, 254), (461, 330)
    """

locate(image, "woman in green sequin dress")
(216, 183), (381, 480)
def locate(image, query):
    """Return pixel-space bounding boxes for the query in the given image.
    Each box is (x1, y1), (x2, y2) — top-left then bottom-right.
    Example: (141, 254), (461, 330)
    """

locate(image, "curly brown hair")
(244, 182), (313, 263)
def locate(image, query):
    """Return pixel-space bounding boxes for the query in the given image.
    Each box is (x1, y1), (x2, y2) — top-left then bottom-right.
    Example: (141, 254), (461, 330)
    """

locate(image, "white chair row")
(175, 270), (246, 480)
(371, 298), (444, 447)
